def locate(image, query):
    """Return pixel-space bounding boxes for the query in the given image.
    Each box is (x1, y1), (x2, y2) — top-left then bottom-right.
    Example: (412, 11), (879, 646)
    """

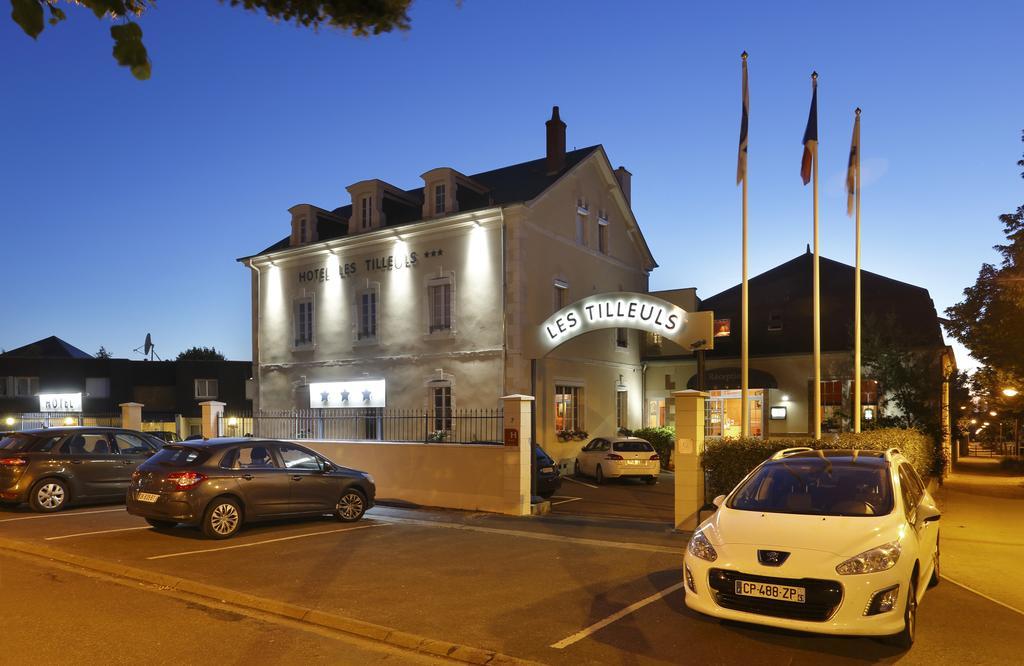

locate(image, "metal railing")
(8, 413), (121, 430)
(221, 408), (504, 445)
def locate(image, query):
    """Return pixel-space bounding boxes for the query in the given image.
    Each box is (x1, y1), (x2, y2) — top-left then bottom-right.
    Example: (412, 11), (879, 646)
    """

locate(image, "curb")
(0, 536), (543, 666)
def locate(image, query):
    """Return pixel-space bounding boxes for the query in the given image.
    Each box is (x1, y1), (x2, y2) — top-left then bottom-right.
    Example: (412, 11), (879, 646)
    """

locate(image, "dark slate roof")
(0, 336), (94, 359)
(246, 146), (602, 259)
(696, 250), (944, 358)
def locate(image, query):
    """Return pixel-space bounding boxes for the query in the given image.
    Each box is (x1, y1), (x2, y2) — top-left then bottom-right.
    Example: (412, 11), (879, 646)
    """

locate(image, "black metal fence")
(222, 408), (504, 445)
(9, 413), (121, 430)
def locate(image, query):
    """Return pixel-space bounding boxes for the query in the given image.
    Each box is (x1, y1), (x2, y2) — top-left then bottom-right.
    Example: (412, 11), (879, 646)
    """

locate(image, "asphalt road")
(551, 471), (674, 523)
(1, 501), (1022, 665)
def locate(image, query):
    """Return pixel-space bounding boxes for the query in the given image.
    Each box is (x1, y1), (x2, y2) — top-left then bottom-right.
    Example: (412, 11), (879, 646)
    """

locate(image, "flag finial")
(741, 51), (748, 60)
(855, 107), (862, 116)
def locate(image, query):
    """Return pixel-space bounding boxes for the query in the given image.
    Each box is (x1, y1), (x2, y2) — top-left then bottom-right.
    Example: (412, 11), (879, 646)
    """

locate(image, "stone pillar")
(199, 401), (226, 440)
(119, 402), (144, 432)
(673, 389), (709, 531)
(501, 394), (534, 517)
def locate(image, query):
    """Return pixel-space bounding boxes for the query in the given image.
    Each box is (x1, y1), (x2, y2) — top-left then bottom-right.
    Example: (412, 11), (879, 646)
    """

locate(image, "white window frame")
(293, 296), (315, 349)
(429, 382), (453, 432)
(425, 273), (455, 336)
(355, 284), (380, 345)
(434, 183), (446, 215)
(555, 383), (584, 433)
(194, 378), (218, 400)
(597, 215), (610, 255)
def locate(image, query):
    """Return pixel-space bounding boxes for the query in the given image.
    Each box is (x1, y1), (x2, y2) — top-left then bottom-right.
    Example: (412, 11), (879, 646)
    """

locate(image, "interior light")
(227, 417), (238, 427)
(63, 417), (75, 425)
(4, 417), (14, 426)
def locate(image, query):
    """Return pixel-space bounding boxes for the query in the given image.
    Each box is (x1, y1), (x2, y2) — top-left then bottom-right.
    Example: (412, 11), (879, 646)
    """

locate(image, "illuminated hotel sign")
(39, 393), (82, 413)
(536, 292), (715, 355)
(309, 380), (386, 409)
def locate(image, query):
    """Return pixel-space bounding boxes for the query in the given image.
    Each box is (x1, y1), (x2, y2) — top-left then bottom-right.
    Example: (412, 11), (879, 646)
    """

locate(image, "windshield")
(728, 458), (893, 517)
(0, 434), (56, 452)
(613, 440), (654, 452)
(148, 445), (209, 467)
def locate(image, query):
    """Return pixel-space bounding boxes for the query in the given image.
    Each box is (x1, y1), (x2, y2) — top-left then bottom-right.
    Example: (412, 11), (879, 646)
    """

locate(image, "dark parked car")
(146, 430), (180, 444)
(0, 427), (164, 512)
(536, 445), (562, 499)
(126, 438), (376, 539)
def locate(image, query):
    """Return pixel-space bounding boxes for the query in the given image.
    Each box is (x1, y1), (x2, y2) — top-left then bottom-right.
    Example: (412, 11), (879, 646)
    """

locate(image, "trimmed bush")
(630, 426), (675, 469)
(701, 428), (936, 498)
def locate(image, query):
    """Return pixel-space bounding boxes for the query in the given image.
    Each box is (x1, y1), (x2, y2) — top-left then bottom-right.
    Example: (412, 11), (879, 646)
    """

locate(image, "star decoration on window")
(362, 389), (372, 402)
(320, 391), (330, 404)
(340, 390), (350, 402)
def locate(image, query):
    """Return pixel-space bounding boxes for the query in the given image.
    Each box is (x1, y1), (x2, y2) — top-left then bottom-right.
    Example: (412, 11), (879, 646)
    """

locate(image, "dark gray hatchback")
(126, 438), (376, 539)
(0, 428), (163, 512)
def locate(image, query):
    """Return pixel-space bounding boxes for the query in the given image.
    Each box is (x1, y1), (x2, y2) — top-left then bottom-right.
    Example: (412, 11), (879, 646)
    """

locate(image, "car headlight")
(836, 541), (901, 575)
(687, 530), (718, 562)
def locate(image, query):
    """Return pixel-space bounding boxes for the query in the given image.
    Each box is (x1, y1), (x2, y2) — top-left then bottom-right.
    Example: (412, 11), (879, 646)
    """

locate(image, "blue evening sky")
(2, 1), (1021, 369)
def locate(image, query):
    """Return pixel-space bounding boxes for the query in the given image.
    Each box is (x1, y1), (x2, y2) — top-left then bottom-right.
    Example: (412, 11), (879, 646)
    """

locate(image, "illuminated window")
(430, 384), (453, 432)
(194, 379), (218, 399)
(434, 184), (446, 215)
(555, 385), (583, 432)
(294, 298), (314, 347)
(428, 277), (453, 333)
(357, 289), (378, 341)
(360, 195), (373, 229)
(714, 318), (731, 337)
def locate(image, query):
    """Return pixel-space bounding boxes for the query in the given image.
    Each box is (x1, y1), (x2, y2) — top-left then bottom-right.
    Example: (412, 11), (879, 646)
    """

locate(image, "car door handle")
(242, 474), (254, 481)
(291, 475), (302, 481)
(70, 460), (82, 465)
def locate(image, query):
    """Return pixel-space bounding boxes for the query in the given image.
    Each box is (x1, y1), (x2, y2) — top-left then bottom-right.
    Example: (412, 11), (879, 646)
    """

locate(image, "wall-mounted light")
(4, 417), (14, 426)
(227, 417), (238, 427)
(863, 406), (875, 421)
(781, 394), (790, 402)
(63, 417), (75, 425)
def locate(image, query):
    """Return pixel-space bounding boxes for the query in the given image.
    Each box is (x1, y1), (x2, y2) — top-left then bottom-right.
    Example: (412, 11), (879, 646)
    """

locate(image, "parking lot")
(3, 501), (1023, 665)
(549, 471), (675, 524)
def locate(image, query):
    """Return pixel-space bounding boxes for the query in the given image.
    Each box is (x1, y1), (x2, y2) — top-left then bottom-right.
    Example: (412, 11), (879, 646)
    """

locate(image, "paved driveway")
(550, 471), (675, 523)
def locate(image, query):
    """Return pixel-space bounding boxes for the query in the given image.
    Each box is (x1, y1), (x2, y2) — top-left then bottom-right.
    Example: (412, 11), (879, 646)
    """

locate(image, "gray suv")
(0, 428), (163, 512)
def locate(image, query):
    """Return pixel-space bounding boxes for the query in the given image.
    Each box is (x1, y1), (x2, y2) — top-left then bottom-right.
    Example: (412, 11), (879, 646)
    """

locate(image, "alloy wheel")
(37, 483), (65, 510)
(210, 502), (239, 535)
(337, 491), (365, 521)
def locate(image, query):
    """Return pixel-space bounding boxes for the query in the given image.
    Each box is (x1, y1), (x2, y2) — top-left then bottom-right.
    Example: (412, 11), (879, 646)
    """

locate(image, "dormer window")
(434, 184), (446, 215)
(360, 195), (373, 230)
(298, 218), (308, 244)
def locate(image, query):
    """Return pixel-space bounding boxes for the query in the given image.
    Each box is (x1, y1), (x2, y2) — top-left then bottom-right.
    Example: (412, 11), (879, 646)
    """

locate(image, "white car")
(574, 436), (660, 484)
(684, 447), (940, 649)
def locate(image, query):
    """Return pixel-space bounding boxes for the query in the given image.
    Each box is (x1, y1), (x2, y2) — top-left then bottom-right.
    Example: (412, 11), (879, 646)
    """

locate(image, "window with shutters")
(427, 276), (453, 333)
(294, 298), (314, 348)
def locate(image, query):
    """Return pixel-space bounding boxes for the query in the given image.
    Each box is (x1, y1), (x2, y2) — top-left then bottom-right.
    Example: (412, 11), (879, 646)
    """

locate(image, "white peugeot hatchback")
(574, 437), (661, 484)
(684, 448), (940, 648)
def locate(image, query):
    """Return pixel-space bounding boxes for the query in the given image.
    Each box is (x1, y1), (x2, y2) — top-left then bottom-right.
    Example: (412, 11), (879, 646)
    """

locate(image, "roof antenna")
(806, 243), (811, 254)
(133, 333), (161, 361)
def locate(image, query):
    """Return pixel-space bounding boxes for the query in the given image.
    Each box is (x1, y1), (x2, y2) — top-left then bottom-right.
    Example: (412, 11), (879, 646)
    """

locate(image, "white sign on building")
(39, 393), (83, 412)
(309, 380), (387, 409)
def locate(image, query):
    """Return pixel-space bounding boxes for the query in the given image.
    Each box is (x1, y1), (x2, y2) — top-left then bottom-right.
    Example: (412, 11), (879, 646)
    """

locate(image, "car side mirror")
(321, 462), (334, 473)
(916, 502), (941, 526)
(712, 495), (727, 508)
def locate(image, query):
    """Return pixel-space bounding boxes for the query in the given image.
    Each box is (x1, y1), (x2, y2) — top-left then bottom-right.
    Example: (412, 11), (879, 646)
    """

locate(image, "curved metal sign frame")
(536, 291), (714, 356)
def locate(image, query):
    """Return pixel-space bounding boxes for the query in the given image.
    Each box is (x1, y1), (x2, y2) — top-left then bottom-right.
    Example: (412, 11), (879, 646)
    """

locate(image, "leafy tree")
(96, 346), (112, 358)
(177, 346), (226, 361)
(10, 0), (413, 80)
(945, 131), (1024, 379)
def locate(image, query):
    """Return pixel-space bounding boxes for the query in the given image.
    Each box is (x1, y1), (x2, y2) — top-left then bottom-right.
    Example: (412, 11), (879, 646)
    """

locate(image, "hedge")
(701, 428), (937, 499)
(627, 426), (675, 469)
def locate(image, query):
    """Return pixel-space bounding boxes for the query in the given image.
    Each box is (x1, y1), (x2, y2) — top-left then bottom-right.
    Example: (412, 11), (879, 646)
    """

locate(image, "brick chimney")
(614, 166), (632, 206)
(545, 106), (566, 175)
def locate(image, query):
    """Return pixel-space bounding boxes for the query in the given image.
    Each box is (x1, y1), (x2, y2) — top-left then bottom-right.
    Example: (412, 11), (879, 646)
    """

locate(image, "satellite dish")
(133, 333), (161, 361)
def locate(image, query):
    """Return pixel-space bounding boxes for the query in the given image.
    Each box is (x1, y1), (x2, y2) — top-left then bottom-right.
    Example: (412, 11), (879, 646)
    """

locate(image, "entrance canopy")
(535, 291), (714, 356)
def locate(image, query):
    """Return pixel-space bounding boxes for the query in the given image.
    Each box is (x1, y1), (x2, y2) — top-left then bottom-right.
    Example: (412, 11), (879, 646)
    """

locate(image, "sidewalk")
(935, 456), (1024, 613)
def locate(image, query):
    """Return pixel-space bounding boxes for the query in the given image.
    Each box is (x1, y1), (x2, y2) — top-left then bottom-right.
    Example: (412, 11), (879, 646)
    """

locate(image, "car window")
(728, 459), (894, 516)
(898, 464), (922, 519)
(278, 446), (323, 471)
(150, 445), (210, 467)
(0, 434), (57, 452)
(613, 440), (654, 452)
(234, 445), (279, 469)
(59, 434), (112, 455)
(583, 439), (598, 452)
(114, 433), (155, 455)
(598, 440), (611, 452)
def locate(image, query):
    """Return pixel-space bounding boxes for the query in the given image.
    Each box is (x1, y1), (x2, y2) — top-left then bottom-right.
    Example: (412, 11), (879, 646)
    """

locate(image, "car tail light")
(650, 453), (661, 461)
(0, 457), (28, 466)
(166, 471), (207, 490)
(131, 470), (142, 481)
(605, 453), (624, 460)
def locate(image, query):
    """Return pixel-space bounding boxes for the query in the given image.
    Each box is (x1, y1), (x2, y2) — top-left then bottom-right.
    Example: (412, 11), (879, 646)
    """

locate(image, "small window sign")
(769, 406), (787, 420)
(714, 318), (731, 337)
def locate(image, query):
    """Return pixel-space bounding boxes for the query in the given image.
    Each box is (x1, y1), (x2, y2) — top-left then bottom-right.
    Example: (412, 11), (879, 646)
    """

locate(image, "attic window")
(299, 218), (308, 244)
(360, 195), (373, 230)
(434, 184), (446, 215)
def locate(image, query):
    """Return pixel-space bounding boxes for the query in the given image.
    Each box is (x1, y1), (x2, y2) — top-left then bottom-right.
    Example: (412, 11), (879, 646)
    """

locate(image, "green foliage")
(630, 426), (675, 468)
(701, 429), (937, 498)
(426, 430), (448, 443)
(9, 0), (413, 79)
(176, 346), (226, 361)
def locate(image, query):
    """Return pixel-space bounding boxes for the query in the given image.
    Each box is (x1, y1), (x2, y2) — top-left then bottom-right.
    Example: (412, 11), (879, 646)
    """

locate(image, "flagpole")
(854, 107), (862, 433)
(812, 72), (822, 440)
(741, 51), (750, 439)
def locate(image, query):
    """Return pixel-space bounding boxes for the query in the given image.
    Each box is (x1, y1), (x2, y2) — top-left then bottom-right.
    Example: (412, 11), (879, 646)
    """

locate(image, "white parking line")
(146, 522), (387, 560)
(550, 581), (686, 649)
(563, 476), (599, 489)
(548, 496), (583, 506)
(0, 508), (125, 523)
(945, 575), (1024, 617)
(45, 526), (152, 541)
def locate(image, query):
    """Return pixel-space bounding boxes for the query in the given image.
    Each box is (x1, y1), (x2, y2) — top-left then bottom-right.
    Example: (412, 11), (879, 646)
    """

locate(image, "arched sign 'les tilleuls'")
(536, 292), (715, 356)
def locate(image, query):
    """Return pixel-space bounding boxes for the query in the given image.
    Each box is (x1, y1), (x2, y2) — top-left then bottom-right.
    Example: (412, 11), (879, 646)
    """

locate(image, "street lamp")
(1003, 388), (1019, 397)
(989, 411), (998, 417)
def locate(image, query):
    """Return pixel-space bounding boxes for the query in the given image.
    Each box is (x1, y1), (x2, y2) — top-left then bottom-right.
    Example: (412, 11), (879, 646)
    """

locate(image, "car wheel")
(929, 535), (940, 588)
(30, 478), (68, 513)
(146, 518), (177, 530)
(887, 574), (918, 649)
(645, 476), (658, 485)
(335, 488), (367, 522)
(202, 497), (242, 539)
(595, 465), (604, 485)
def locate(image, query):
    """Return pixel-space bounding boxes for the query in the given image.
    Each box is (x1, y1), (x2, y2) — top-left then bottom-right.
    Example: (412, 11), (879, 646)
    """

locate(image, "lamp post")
(1001, 388), (1020, 456)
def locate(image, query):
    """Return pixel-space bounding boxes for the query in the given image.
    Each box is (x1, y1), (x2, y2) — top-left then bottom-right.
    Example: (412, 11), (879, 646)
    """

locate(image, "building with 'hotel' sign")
(239, 108), (679, 464)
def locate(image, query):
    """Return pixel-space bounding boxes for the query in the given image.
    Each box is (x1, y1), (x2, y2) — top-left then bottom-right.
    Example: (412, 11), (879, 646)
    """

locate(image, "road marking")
(549, 496), (583, 506)
(45, 526), (152, 541)
(0, 508), (125, 523)
(564, 476), (599, 489)
(146, 522), (387, 560)
(944, 575), (1024, 617)
(550, 581), (686, 649)
(373, 516), (680, 554)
